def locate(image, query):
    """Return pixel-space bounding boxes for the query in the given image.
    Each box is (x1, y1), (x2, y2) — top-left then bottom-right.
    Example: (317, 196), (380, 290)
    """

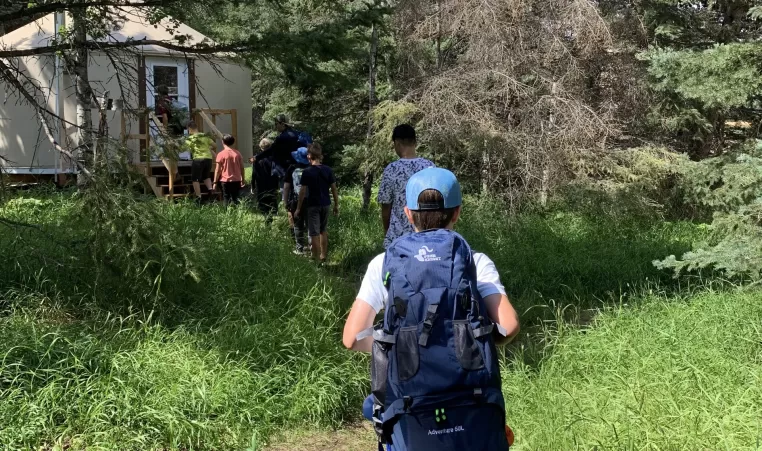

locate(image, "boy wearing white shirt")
(343, 167), (519, 352)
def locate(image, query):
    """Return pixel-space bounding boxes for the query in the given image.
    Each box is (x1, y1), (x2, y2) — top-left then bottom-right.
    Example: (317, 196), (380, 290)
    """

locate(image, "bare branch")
(0, 38), (249, 58)
(0, 58), (92, 177)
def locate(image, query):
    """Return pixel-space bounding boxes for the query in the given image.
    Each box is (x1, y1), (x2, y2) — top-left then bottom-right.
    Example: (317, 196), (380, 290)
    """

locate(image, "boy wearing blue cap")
(342, 167), (519, 451)
(343, 167), (519, 350)
(283, 147), (311, 255)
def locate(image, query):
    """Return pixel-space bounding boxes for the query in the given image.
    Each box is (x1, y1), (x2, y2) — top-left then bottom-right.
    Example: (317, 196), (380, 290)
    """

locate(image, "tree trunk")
(539, 167), (549, 207)
(362, 23), (379, 211)
(72, 10), (94, 185)
(435, 0), (442, 70)
(481, 138), (489, 194)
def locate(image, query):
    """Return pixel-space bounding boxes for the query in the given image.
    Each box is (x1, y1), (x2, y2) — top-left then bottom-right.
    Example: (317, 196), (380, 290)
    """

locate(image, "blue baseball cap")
(291, 147), (309, 165)
(406, 167), (462, 210)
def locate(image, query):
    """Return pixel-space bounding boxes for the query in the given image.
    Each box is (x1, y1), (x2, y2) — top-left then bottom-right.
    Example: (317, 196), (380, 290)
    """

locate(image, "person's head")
(292, 146), (310, 165)
(392, 124), (417, 158)
(157, 85), (170, 97)
(187, 120), (198, 134)
(274, 113), (290, 132)
(259, 138), (273, 151)
(404, 167), (462, 231)
(223, 134), (236, 147)
(307, 142), (323, 164)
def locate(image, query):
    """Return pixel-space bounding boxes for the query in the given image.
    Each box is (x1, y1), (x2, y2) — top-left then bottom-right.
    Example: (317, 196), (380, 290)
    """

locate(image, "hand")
(333, 205), (339, 217)
(288, 211), (294, 221)
(248, 157), (255, 164)
(295, 209), (301, 219)
(212, 183), (218, 191)
(241, 181), (245, 188)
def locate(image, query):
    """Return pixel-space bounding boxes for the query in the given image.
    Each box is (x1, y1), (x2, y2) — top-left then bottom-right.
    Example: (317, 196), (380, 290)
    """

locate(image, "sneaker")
(292, 249), (303, 256)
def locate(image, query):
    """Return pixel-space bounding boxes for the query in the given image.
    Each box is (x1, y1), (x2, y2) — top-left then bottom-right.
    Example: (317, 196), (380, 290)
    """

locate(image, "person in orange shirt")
(213, 134), (245, 207)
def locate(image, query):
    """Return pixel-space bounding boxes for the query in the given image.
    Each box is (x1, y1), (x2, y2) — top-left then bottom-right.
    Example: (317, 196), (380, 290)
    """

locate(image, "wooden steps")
(140, 160), (221, 201)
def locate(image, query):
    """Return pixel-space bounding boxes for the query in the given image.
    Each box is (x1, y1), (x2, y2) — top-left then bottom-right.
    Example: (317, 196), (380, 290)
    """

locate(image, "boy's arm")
(483, 294), (520, 345)
(342, 299), (376, 352)
(213, 155), (221, 186)
(381, 204), (392, 233)
(343, 254), (386, 352)
(378, 169), (393, 233)
(475, 254), (520, 344)
(331, 183), (339, 215)
(283, 182), (292, 206)
(238, 155), (245, 186)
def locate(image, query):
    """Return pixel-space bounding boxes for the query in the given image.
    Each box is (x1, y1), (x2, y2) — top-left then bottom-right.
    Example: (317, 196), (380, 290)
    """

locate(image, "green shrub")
(561, 146), (687, 219)
(0, 191), (369, 449)
(656, 151), (762, 281)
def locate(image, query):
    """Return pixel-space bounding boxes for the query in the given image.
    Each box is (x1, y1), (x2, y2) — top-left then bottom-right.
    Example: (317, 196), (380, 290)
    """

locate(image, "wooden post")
(168, 167), (174, 199)
(150, 112), (175, 199)
(194, 111), (203, 133)
(145, 113), (151, 176)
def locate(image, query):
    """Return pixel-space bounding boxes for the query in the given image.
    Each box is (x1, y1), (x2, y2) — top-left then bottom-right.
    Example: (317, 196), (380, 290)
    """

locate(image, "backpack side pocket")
(371, 339), (390, 404)
(396, 326), (420, 381)
(453, 320), (485, 371)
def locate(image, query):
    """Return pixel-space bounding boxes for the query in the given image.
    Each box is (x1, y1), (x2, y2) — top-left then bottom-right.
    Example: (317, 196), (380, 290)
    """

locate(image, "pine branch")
(0, 0), (165, 23)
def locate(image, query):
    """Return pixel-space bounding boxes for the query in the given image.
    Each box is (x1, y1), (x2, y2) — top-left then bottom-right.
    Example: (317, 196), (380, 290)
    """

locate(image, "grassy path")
(1, 190), (760, 449)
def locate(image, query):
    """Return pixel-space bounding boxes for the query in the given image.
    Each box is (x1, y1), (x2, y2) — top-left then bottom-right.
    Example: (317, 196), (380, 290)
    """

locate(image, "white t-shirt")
(357, 252), (507, 313)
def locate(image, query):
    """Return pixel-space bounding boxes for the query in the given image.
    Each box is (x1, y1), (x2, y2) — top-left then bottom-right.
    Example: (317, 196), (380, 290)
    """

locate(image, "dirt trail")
(264, 422), (377, 451)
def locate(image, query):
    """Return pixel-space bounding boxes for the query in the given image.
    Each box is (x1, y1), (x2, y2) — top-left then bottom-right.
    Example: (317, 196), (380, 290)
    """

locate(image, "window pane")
(154, 66), (178, 92)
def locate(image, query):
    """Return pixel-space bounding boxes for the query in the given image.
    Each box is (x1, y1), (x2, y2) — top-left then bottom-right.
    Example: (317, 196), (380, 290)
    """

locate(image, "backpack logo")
(414, 246), (441, 262)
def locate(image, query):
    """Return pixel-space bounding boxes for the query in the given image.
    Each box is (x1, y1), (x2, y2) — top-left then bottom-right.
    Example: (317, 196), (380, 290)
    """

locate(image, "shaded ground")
(264, 422), (376, 451)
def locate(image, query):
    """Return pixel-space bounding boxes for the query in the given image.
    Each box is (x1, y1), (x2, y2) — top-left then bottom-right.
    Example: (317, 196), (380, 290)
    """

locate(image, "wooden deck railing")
(118, 107), (239, 199)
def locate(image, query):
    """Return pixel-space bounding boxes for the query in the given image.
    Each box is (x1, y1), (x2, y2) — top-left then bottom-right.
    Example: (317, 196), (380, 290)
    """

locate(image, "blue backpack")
(368, 229), (509, 451)
(296, 130), (313, 147)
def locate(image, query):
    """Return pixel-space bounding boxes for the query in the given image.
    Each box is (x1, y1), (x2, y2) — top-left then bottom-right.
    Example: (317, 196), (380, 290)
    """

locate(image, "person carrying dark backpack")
(343, 167), (520, 451)
(252, 114), (312, 183)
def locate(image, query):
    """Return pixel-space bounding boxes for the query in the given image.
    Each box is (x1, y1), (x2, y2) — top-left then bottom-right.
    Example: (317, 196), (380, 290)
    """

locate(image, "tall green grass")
(504, 290), (762, 449)
(0, 186), (748, 450)
(0, 190), (368, 449)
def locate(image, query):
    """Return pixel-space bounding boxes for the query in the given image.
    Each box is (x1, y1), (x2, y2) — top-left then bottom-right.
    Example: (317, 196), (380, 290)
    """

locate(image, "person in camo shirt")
(378, 124), (435, 248)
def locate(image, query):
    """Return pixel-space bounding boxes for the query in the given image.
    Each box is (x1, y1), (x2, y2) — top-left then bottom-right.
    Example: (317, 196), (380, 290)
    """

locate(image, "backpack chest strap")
(418, 303), (440, 347)
(356, 326), (397, 345)
(472, 324), (494, 339)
